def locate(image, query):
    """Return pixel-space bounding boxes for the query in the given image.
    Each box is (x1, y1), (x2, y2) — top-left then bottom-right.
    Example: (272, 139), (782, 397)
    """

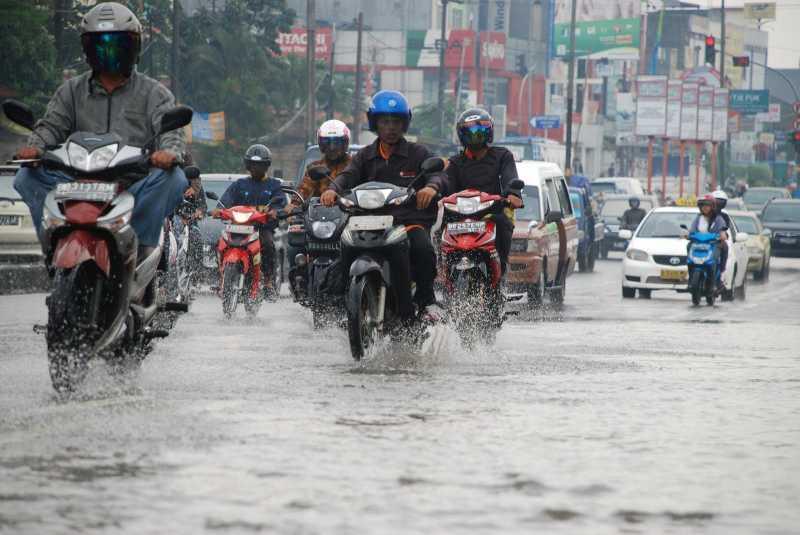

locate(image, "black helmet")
(628, 196), (640, 208)
(80, 2), (143, 77)
(456, 108), (494, 148)
(244, 144), (272, 167)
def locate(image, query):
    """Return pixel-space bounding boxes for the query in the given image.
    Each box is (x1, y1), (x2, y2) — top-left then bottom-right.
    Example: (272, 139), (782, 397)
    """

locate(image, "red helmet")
(697, 194), (715, 208)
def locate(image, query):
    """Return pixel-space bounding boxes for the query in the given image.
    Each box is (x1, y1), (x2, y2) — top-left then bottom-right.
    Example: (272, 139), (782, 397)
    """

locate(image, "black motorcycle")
(3, 99), (192, 392)
(337, 157), (444, 360)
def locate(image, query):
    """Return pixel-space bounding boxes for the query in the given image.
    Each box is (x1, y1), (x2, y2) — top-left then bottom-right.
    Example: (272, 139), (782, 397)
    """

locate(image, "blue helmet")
(367, 90), (412, 133)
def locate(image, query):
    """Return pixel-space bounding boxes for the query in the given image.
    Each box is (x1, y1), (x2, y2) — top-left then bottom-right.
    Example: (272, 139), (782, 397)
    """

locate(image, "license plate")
(0, 215), (20, 226)
(227, 224), (255, 234)
(661, 269), (687, 281)
(55, 181), (116, 201)
(347, 215), (393, 231)
(448, 221), (487, 235)
(779, 237), (797, 244)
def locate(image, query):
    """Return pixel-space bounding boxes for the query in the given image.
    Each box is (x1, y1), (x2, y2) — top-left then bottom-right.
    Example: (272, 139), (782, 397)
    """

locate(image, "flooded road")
(1, 257), (799, 534)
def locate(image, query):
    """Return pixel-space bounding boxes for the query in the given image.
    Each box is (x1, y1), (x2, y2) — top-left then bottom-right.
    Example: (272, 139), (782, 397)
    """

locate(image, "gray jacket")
(28, 70), (185, 160)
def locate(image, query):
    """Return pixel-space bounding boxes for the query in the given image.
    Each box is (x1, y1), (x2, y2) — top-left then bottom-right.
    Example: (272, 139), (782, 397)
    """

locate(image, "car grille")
(625, 275), (641, 282)
(653, 254), (687, 266)
(510, 239), (528, 252)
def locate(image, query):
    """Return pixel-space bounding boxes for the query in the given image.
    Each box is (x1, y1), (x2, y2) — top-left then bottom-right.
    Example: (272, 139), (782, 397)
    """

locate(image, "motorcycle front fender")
(52, 229), (111, 276)
(349, 256), (390, 287)
(221, 247), (252, 274)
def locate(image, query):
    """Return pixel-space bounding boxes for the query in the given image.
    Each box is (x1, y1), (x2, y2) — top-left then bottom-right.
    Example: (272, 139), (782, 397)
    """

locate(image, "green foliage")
(409, 95), (457, 141)
(729, 163), (774, 186)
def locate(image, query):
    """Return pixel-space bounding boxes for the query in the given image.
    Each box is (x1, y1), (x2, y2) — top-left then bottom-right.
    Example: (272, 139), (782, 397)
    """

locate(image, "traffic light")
(732, 56), (750, 67)
(704, 35), (716, 66)
(792, 130), (800, 154)
(515, 54), (527, 76)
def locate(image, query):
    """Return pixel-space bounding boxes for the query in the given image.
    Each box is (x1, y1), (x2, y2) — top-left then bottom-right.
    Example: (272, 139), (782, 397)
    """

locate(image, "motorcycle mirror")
(205, 191), (219, 201)
(2, 99), (35, 131)
(184, 165), (200, 180)
(679, 224), (688, 230)
(420, 157), (444, 174)
(158, 106), (194, 135)
(308, 166), (330, 182)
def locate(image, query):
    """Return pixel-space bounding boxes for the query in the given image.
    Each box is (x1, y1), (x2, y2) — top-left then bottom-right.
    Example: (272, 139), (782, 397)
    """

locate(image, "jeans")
(14, 166), (188, 247)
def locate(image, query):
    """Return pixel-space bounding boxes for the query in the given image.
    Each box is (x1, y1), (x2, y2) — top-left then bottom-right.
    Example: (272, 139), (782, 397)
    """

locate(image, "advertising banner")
(189, 112), (226, 145)
(744, 2), (776, 20)
(553, 0), (640, 22)
(712, 88), (729, 142)
(666, 80), (682, 139)
(680, 83), (699, 141)
(697, 86), (715, 141)
(554, 18), (640, 59)
(635, 75), (667, 138)
(277, 28), (332, 60)
(616, 92), (636, 145)
(755, 103), (781, 123)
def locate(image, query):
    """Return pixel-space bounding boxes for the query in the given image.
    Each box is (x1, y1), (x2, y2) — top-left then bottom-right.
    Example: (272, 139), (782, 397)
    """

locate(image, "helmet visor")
(83, 32), (138, 75)
(459, 120), (493, 146)
(319, 136), (348, 153)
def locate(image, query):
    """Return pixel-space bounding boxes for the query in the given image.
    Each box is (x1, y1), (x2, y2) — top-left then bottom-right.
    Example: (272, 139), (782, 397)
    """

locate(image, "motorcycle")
(288, 166), (348, 328)
(439, 180), (524, 347)
(338, 157), (444, 360)
(170, 166), (203, 305)
(3, 99), (193, 392)
(685, 229), (722, 306)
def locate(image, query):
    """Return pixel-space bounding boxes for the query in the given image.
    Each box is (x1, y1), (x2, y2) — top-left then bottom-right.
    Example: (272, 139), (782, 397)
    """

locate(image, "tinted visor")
(82, 32), (139, 75)
(459, 119), (492, 145)
(319, 136), (348, 153)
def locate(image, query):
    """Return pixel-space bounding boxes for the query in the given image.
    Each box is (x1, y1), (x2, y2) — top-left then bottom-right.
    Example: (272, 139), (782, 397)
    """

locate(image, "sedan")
(761, 199), (800, 257)
(619, 207), (748, 300)
(729, 210), (771, 280)
(0, 165), (42, 265)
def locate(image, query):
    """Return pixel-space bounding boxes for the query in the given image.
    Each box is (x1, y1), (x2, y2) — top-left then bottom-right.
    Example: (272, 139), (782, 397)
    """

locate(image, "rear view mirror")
(184, 165), (200, 180)
(545, 210), (563, 224)
(2, 99), (35, 131)
(618, 229), (633, 240)
(421, 157), (445, 174)
(205, 191), (219, 201)
(159, 105), (193, 135)
(308, 166), (330, 182)
(761, 228), (771, 237)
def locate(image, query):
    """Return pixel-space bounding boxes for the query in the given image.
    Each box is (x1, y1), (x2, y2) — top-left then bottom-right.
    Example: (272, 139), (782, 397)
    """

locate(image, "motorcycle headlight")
(355, 189), (390, 209)
(625, 248), (649, 262)
(312, 220), (337, 239)
(455, 196), (492, 215)
(231, 210), (250, 223)
(67, 142), (89, 171)
(89, 143), (118, 170)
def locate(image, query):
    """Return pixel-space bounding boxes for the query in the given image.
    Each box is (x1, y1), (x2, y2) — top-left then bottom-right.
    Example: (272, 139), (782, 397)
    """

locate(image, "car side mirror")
(158, 105), (193, 135)
(735, 232), (749, 243)
(618, 229), (633, 240)
(545, 210), (563, 224)
(2, 99), (35, 131)
(205, 191), (219, 201)
(308, 166), (331, 182)
(420, 157), (445, 174)
(184, 165), (200, 180)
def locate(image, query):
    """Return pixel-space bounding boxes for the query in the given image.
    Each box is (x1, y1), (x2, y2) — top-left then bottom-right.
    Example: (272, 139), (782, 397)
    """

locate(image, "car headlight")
(312, 220), (337, 239)
(231, 210), (250, 223)
(356, 189), (390, 209)
(626, 248), (649, 261)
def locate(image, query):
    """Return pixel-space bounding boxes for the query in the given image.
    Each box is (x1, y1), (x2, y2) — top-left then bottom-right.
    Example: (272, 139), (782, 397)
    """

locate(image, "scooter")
(685, 229), (721, 306)
(3, 99), (193, 392)
(338, 157), (444, 360)
(439, 180), (524, 347)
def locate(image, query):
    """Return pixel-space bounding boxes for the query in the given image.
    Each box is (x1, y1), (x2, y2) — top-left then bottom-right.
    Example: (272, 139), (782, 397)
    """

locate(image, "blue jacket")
(220, 177), (286, 230)
(569, 174), (592, 196)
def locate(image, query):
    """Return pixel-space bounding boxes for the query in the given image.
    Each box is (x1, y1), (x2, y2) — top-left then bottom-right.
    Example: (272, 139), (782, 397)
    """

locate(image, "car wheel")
(721, 267), (736, 302)
(622, 286), (636, 298)
(527, 269), (546, 309)
(638, 289), (652, 299)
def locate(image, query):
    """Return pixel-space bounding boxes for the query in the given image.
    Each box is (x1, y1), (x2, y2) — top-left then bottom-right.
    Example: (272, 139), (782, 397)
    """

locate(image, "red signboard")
(277, 28), (332, 60)
(445, 30), (506, 70)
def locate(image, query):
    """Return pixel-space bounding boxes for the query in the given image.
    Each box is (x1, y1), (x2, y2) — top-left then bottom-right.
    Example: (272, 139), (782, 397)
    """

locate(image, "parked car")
(598, 193), (658, 258)
(506, 161), (577, 306)
(743, 187), (790, 214)
(591, 177), (645, 197)
(569, 186), (603, 272)
(619, 206), (749, 300)
(294, 144), (364, 188)
(761, 199), (800, 257)
(725, 197), (746, 211)
(728, 209), (771, 280)
(0, 165), (42, 265)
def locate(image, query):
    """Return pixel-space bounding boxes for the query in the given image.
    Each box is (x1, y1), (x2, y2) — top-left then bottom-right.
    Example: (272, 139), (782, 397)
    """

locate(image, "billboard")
(553, 18), (640, 59)
(277, 28), (332, 60)
(616, 92), (636, 145)
(697, 86), (715, 141)
(189, 112), (226, 145)
(680, 83), (699, 141)
(553, 0), (640, 22)
(729, 90), (770, 114)
(635, 76), (667, 138)
(713, 88), (729, 142)
(666, 80), (682, 139)
(744, 3), (776, 21)
(407, 30), (505, 70)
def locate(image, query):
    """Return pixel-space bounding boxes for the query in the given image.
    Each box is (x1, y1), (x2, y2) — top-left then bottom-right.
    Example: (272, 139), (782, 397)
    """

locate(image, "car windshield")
(732, 215), (758, 234)
(203, 179), (235, 210)
(600, 198), (653, 222)
(515, 185), (541, 222)
(744, 189), (784, 205)
(762, 203), (800, 223)
(592, 182), (617, 194)
(636, 212), (697, 238)
(0, 176), (21, 200)
(569, 192), (583, 218)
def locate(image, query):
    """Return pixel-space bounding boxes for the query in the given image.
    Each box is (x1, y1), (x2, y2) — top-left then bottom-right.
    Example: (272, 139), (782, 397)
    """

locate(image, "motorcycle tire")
(244, 273), (262, 318)
(452, 271), (481, 349)
(222, 263), (243, 318)
(347, 275), (380, 361)
(689, 270), (702, 306)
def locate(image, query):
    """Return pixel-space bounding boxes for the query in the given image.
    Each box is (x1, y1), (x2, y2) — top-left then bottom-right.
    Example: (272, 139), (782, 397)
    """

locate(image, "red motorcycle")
(439, 182), (522, 346)
(212, 205), (273, 318)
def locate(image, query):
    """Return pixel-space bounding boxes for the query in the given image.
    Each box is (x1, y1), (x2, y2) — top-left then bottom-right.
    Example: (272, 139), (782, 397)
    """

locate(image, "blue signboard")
(729, 90), (769, 115)
(530, 115), (561, 129)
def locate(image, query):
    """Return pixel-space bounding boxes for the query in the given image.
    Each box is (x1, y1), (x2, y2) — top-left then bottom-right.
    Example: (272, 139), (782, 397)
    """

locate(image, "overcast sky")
(705, 0), (799, 69)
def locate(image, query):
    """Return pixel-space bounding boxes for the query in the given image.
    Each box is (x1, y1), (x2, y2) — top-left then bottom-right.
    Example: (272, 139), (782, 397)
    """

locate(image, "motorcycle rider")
(712, 189), (732, 280)
(689, 194), (729, 288)
(211, 144), (286, 299)
(621, 196), (647, 230)
(13, 2), (187, 258)
(444, 108), (523, 273)
(320, 90), (448, 323)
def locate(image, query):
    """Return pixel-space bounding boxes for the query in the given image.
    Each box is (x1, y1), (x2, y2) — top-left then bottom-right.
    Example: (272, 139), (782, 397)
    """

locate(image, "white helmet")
(712, 189), (728, 210)
(317, 120), (350, 154)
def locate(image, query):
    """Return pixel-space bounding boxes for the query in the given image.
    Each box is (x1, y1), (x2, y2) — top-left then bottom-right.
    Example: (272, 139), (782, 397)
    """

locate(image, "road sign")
(729, 90), (769, 114)
(530, 115), (561, 129)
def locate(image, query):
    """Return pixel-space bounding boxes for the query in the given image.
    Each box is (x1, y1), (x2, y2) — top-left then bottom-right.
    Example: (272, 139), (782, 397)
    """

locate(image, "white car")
(619, 207), (749, 301)
(591, 177), (645, 196)
(0, 165), (43, 264)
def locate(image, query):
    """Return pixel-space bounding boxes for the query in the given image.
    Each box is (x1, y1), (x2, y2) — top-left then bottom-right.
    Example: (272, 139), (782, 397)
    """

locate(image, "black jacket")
(621, 207), (647, 229)
(445, 146), (521, 198)
(329, 138), (447, 226)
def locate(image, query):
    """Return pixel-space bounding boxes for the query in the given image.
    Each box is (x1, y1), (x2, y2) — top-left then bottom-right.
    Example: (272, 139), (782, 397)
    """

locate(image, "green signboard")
(729, 90), (770, 115)
(553, 18), (640, 59)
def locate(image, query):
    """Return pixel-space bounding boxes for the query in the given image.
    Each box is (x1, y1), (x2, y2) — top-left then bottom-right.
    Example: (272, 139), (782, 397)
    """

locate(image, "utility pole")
(352, 12), (364, 144)
(437, 0), (449, 140)
(306, 0), (317, 145)
(720, 0), (726, 188)
(171, 0), (180, 100)
(327, 23), (336, 120)
(564, 0), (577, 171)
